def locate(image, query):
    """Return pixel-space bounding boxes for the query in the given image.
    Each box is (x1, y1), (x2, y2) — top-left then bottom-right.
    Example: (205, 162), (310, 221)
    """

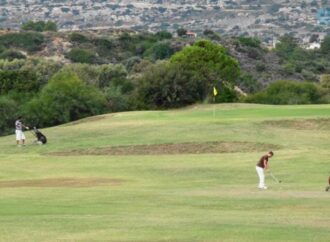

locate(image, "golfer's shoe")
(258, 186), (268, 190)
(326, 186), (330, 192)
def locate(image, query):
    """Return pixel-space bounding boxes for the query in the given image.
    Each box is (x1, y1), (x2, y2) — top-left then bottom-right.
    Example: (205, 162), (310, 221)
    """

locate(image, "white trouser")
(15, 130), (26, 141)
(256, 166), (265, 188)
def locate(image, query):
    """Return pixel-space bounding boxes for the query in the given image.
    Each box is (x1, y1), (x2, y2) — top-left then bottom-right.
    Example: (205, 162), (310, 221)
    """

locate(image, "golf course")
(0, 103), (329, 241)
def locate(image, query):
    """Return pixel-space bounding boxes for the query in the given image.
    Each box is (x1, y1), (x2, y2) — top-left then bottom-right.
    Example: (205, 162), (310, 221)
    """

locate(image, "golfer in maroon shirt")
(256, 151), (274, 190)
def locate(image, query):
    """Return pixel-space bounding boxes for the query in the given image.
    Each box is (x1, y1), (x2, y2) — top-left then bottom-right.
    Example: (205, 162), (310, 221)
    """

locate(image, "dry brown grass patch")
(0, 178), (123, 188)
(262, 118), (330, 130)
(49, 141), (280, 156)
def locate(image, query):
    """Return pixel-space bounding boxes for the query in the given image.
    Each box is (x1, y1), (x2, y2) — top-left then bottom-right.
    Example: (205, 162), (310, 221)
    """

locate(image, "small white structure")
(306, 42), (321, 50)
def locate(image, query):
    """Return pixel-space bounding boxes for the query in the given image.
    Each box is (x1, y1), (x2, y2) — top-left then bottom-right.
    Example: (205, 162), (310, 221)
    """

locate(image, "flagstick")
(213, 96), (216, 119)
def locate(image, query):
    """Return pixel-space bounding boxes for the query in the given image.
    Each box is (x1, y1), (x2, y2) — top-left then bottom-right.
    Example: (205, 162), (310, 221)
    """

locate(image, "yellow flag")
(213, 86), (218, 96)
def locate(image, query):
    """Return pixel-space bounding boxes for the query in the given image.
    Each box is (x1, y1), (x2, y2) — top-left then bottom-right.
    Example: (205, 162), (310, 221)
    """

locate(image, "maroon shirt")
(257, 155), (269, 168)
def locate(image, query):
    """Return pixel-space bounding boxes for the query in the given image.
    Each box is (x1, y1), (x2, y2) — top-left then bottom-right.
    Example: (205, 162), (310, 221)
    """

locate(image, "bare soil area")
(0, 178), (123, 188)
(49, 141), (280, 156)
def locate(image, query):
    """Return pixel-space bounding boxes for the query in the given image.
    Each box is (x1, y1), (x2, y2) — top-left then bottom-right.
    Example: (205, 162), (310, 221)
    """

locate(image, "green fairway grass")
(0, 104), (329, 241)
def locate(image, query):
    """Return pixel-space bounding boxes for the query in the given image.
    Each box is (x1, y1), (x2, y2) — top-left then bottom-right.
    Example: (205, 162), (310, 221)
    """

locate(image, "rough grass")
(0, 104), (329, 242)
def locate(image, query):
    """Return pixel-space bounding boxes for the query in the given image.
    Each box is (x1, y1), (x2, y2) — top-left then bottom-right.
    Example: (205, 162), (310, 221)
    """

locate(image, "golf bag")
(32, 127), (47, 144)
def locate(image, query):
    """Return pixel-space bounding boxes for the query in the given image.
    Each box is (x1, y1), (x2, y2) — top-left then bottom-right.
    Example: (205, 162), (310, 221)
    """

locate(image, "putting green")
(0, 104), (329, 241)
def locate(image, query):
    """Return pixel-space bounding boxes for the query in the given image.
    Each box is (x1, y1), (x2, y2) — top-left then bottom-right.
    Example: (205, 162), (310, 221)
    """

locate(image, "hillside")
(0, 28), (325, 85)
(0, 104), (329, 241)
(0, 0), (329, 42)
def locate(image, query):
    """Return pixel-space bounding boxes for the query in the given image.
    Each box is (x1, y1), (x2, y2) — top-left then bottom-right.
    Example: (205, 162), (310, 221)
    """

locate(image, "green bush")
(0, 50), (26, 60)
(244, 80), (322, 104)
(143, 41), (174, 60)
(21, 20), (57, 32)
(0, 96), (17, 135)
(69, 32), (89, 43)
(0, 32), (45, 52)
(105, 84), (132, 112)
(25, 70), (107, 126)
(203, 29), (221, 41)
(93, 38), (113, 56)
(237, 73), (262, 93)
(66, 48), (98, 64)
(238, 36), (261, 48)
(0, 69), (40, 94)
(214, 83), (239, 103)
(138, 61), (195, 108)
(155, 31), (172, 40)
(256, 62), (266, 72)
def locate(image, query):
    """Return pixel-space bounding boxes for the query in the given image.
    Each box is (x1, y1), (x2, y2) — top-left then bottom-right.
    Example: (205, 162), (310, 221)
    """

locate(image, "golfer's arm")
(264, 160), (268, 170)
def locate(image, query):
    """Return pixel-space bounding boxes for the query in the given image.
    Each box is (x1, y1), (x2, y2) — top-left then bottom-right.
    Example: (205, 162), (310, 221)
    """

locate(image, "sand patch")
(49, 141), (280, 156)
(0, 178), (122, 188)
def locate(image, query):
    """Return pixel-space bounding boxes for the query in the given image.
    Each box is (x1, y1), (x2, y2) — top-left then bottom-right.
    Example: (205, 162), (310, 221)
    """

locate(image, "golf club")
(269, 171), (282, 184)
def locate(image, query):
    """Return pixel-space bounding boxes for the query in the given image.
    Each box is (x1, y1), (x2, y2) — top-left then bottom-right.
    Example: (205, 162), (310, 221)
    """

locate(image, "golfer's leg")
(15, 130), (20, 145)
(256, 166), (264, 188)
(260, 169), (265, 188)
(22, 132), (25, 145)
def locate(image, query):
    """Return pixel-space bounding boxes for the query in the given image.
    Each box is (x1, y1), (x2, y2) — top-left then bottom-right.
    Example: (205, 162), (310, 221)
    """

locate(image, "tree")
(177, 28), (187, 37)
(170, 40), (240, 100)
(138, 40), (240, 107)
(25, 70), (106, 126)
(0, 96), (17, 135)
(155, 31), (172, 40)
(275, 35), (299, 59)
(320, 74), (330, 89)
(143, 41), (174, 60)
(321, 35), (330, 55)
(0, 69), (40, 94)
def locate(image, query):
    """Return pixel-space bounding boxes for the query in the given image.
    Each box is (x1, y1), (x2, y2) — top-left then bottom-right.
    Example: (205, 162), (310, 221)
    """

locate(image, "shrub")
(0, 32), (45, 52)
(105, 84), (132, 112)
(0, 50), (26, 60)
(93, 38), (113, 56)
(321, 35), (330, 55)
(244, 80), (322, 104)
(0, 96), (17, 135)
(69, 32), (89, 43)
(21, 20), (57, 32)
(25, 70), (107, 126)
(155, 31), (172, 40)
(214, 83), (239, 103)
(237, 73), (262, 93)
(66, 48), (98, 64)
(137, 61), (196, 108)
(238, 36), (261, 48)
(256, 62), (266, 72)
(177, 28), (187, 37)
(143, 41), (174, 60)
(0, 69), (40, 94)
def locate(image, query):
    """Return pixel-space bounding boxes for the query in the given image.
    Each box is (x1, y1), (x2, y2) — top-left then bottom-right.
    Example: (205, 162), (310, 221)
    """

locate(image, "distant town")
(0, 0), (329, 48)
